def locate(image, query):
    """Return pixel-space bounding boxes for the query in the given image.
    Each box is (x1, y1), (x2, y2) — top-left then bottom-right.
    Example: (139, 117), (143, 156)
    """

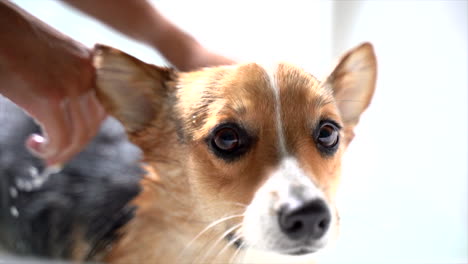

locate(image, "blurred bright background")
(8, 0), (468, 263)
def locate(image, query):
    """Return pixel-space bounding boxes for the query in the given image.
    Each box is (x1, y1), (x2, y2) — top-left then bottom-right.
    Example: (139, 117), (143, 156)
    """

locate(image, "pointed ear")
(93, 44), (176, 134)
(326, 42), (377, 143)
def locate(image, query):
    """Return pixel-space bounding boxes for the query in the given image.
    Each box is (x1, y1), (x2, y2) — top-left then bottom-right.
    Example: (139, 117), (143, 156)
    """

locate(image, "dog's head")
(93, 43), (376, 258)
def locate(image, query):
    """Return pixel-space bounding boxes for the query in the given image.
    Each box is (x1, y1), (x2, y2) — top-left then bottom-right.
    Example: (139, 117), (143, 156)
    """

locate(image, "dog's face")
(93, 44), (376, 259)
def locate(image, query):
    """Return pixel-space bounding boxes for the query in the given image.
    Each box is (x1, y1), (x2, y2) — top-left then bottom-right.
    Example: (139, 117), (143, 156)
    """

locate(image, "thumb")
(25, 133), (47, 157)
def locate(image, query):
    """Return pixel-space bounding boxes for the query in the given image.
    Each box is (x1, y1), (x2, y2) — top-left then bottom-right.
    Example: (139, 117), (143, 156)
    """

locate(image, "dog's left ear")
(325, 42), (377, 144)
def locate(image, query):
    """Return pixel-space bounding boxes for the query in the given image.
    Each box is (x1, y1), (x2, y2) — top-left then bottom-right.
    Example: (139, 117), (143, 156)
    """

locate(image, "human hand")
(62, 0), (235, 72)
(152, 32), (235, 72)
(180, 44), (235, 71)
(0, 1), (106, 166)
(2, 46), (106, 167)
(24, 89), (107, 167)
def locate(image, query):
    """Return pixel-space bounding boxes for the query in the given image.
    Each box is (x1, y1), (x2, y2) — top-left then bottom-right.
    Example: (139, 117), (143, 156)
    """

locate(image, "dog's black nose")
(278, 199), (331, 240)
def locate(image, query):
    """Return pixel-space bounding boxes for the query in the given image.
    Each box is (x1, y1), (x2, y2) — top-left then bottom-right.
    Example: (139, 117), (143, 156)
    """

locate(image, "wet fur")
(94, 43), (376, 263)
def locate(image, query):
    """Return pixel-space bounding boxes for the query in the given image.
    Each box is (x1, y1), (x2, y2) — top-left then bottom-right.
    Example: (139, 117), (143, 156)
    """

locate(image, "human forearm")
(0, 0), (91, 100)
(61, 0), (232, 70)
(61, 0), (196, 66)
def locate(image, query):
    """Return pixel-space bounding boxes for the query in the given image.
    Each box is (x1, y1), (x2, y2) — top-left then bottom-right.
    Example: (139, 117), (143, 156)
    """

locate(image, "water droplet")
(10, 206), (19, 218)
(16, 179), (25, 189)
(9, 187), (18, 198)
(28, 166), (39, 178)
(22, 181), (33, 191)
(30, 165), (63, 189)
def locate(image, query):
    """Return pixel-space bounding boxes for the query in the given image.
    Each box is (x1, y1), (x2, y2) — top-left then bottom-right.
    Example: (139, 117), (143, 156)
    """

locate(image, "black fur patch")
(0, 96), (142, 260)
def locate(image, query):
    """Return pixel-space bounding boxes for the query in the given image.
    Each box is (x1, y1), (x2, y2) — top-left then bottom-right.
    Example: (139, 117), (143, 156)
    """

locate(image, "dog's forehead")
(176, 62), (336, 141)
(276, 63), (333, 106)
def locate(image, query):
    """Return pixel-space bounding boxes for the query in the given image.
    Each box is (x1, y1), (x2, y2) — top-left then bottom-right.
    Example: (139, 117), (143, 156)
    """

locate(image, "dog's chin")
(280, 247), (319, 256)
(225, 227), (327, 258)
(256, 241), (326, 257)
(226, 235), (324, 257)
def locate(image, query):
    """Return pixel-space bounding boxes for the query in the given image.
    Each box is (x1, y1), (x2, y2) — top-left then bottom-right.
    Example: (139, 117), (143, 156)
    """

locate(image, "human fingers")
(26, 99), (73, 166)
(208, 53), (236, 67)
(88, 90), (107, 128)
(187, 50), (235, 71)
(48, 92), (106, 165)
(47, 96), (86, 165)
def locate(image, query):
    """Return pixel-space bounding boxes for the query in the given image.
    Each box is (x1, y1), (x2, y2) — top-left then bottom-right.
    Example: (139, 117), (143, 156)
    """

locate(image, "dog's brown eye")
(208, 123), (253, 162)
(214, 128), (239, 151)
(315, 121), (340, 155)
(317, 124), (338, 147)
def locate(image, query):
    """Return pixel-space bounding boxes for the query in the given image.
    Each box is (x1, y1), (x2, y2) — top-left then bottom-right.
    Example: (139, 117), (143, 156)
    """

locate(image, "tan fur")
(92, 43), (377, 264)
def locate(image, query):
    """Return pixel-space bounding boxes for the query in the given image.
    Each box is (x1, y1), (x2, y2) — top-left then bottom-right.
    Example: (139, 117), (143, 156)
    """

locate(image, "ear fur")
(326, 42), (377, 143)
(93, 44), (176, 134)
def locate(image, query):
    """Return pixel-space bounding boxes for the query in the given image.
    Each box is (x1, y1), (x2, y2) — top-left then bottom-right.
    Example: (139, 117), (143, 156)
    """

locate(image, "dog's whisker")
(335, 99), (363, 103)
(214, 226), (244, 261)
(195, 222), (243, 263)
(229, 240), (245, 264)
(230, 202), (248, 208)
(213, 201), (248, 208)
(177, 214), (243, 261)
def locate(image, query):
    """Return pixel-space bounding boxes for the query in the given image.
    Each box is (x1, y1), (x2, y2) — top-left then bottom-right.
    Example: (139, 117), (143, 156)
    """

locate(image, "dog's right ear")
(93, 44), (176, 134)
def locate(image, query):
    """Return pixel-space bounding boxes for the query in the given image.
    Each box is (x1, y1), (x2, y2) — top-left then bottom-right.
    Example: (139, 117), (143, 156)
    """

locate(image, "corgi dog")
(89, 42), (377, 263)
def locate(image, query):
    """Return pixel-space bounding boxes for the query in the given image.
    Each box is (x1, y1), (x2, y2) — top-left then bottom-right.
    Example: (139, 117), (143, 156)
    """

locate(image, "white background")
(9, 0), (468, 263)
